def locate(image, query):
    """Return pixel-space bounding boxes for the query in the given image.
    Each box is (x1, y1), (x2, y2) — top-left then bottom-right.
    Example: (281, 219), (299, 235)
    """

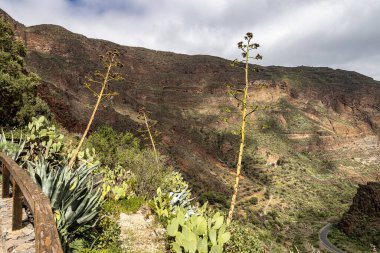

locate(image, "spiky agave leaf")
(27, 157), (103, 247)
(0, 130), (26, 161)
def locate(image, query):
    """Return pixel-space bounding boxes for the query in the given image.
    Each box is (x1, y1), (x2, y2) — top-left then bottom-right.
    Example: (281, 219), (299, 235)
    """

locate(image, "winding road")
(319, 223), (345, 253)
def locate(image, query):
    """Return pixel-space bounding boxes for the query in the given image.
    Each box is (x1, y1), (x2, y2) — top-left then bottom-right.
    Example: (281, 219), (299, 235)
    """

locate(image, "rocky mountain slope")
(1, 9), (380, 251)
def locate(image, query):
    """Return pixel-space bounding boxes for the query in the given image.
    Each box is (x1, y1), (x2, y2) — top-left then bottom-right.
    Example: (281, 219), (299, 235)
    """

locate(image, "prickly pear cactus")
(167, 208), (231, 253)
(26, 116), (64, 162)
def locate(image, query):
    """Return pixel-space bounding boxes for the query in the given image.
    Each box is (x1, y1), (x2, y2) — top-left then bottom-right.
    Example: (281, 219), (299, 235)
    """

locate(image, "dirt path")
(119, 208), (166, 253)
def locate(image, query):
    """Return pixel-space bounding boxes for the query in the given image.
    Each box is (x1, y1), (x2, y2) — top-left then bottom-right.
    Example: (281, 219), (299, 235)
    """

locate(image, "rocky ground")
(119, 206), (166, 253)
(0, 186), (35, 253)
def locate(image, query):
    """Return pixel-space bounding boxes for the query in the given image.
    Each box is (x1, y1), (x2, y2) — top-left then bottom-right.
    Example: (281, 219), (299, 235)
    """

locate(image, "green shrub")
(161, 171), (190, 194)
(86, 125), (139, 170)
(264, 188), (271, 200)
(87, 126), (138, 200)
(127, 149), (170, 197)
(92, 214), (121, 251)
(74, 245), (122, 253)
(70, 233), (122, 253)
(199, 191), (230, 208)
(87, 126), (169, 198)
(102, 196), (144, 215)
(225, 222), (265, 253)
(249, 197), (258, 205)
(101, 164), (136, 200)
(76, 246), (123, 253)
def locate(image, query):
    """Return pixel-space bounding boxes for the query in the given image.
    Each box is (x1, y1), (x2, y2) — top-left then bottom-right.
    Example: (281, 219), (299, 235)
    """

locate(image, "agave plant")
(161, 172), (195, 211)
(169, 186), (197, 217)
(27, 158), (103, 247)
(153, 185), (204, 223)
(0, 130), (26, 162)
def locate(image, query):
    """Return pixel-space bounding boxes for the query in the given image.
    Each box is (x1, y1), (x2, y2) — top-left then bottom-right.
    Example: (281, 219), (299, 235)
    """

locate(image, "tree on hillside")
(0, 19), (49, 126)
(226, 32), (262, 225)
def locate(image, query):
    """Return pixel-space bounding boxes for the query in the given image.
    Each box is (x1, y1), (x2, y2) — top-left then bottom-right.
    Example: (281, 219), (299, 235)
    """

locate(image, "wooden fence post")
(12, 180), (23, 230)
(2, 163), (10, 198)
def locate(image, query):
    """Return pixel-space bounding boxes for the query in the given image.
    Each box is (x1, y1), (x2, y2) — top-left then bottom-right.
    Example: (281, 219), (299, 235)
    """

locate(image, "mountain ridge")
(2, 8), (378, 81)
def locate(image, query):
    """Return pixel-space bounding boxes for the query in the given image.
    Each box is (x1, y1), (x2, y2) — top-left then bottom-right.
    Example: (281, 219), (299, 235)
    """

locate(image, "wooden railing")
(0, 152), (63, 253)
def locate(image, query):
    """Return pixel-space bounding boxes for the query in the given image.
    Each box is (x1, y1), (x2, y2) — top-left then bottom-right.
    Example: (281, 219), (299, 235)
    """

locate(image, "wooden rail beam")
(0, 152), (63, 252)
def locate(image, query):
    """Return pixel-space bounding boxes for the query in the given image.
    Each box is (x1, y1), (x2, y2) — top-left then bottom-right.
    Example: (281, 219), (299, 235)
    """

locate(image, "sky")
(1, 0), (379, 80)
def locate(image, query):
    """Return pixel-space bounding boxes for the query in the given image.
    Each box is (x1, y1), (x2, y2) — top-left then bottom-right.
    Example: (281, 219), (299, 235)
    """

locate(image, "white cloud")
(1, 0), (379, 80)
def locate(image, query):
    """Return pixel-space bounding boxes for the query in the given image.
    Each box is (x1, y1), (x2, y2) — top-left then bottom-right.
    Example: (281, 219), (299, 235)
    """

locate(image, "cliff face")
(339, 182), (380, 247)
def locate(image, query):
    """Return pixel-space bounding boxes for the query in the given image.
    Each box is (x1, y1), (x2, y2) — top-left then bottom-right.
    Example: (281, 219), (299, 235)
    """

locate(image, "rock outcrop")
(339, 182), (380, 247)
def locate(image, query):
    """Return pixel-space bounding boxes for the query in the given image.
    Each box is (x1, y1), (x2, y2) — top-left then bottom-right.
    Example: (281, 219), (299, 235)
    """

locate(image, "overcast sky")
(1, 0), (379, 80)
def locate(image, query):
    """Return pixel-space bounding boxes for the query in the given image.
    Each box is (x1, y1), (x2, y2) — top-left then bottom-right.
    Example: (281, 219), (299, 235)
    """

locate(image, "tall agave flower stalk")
(226, 32), (262, 225)
(68, 50), (123, 169)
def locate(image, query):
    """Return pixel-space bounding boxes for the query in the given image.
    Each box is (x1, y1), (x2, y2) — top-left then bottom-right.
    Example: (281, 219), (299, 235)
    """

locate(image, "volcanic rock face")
(339, 182), (380, 247)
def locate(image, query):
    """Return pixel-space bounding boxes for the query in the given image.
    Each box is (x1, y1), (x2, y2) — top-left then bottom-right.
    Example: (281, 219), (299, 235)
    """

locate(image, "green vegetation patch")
(328, 225), (373, 253)
(102, 196), (145, 215)
(0, 19), (49, 126)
